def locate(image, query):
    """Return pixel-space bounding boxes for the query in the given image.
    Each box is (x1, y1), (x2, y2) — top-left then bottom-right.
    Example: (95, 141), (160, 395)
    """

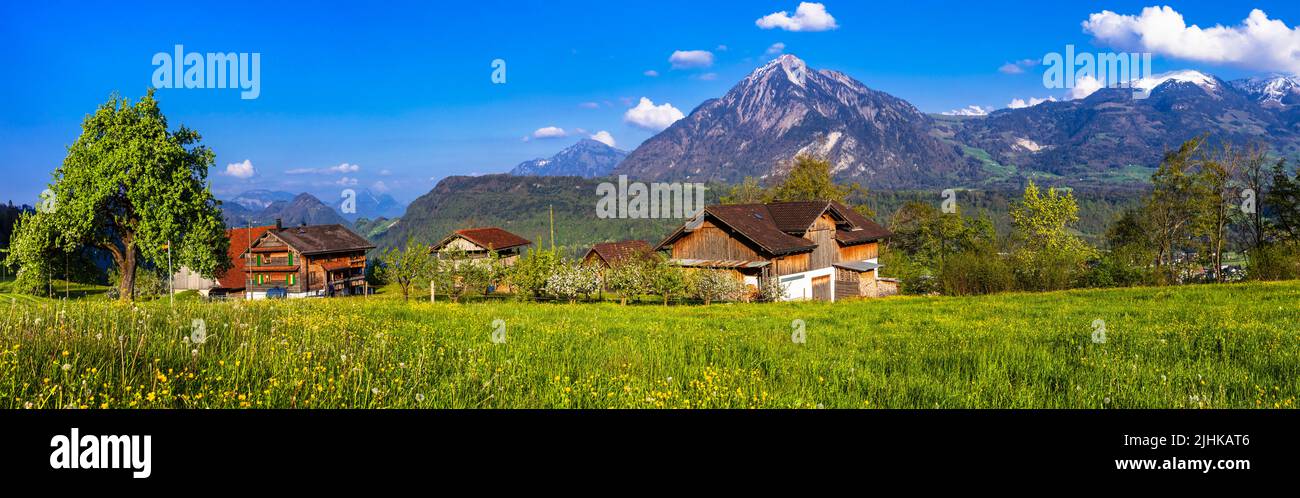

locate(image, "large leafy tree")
(1266, 159), (1300, 244)
(769, 154), (875, 217)
(1145, 138), (1210, 280)
(11, 90), (229, 300)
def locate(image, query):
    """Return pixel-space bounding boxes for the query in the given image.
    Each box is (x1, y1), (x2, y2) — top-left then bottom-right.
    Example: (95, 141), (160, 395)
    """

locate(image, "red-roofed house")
(431, 227), (532, 265)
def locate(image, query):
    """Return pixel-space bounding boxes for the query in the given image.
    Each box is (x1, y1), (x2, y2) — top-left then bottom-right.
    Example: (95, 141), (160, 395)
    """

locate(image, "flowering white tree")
(545, 261), (601, 303)
(688, 270), (746, 305)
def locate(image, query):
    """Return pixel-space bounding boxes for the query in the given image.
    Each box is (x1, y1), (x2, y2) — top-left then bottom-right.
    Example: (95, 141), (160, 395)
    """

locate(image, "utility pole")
(168, 240), (173, 307)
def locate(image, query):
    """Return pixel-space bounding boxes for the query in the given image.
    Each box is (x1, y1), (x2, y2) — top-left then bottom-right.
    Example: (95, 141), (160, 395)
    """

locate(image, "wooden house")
(241, 220), (375, 299)
(655, 200), (894, 301)
(582, 240), (656, 268)
(431, 227), (532, 265)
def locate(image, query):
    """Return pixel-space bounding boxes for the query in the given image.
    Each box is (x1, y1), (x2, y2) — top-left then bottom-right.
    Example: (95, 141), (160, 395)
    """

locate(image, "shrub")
(938, 251), (1014, 296)
(1247, 244), (1300, 281)
(509, 248), (563, 300)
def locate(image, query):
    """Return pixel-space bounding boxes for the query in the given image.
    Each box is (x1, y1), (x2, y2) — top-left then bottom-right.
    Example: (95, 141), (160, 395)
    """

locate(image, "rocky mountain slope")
(614, 54), (977, 189)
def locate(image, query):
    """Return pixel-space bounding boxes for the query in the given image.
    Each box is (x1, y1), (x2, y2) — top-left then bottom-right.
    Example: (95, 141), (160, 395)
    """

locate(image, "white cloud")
(669, 50), (714, 69)
(756, 2), (839, 32)
(644, 69), (660, 77)
(998, 59), (1039, 75)
(286, 163), (360, 175)
(1007, 96), (1056, 109)
(379, 169), (392, 176)
(371, 180), (389, 193)
(590, 131), (617, 147)
(698, 72), (718, 81)
(223, 159), (255, 179)
(765, 42), (786, 56)
(335, 177), (359, 187)
(532, 126), (568, 139)
(1066, 75), (1105, 100)
(624, 97), (685, 131)
(941, 105), (991, 116)
(578, 102), (600, 109)
(1083, 7), (1300, 75)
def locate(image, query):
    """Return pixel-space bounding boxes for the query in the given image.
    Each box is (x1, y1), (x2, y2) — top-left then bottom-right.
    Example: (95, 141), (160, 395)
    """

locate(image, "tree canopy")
(5, 90), (229, 300)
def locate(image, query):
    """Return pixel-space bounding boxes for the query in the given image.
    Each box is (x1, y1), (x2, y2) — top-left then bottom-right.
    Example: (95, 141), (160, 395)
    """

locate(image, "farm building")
(582, 240), (656, 268)
(170, 224), (275, 298)
(241, 219), (375, 299)
(655, 200), (895, 301)
(431, 227), (532, 265)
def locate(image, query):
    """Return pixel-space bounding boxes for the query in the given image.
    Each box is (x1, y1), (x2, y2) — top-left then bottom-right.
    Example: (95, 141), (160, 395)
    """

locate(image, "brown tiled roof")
(437, 227), (532, 251)
(585, 240), (654, 265)
(262, 224), (375, 256)
(827, 200), (892, 245)
(217, 225), (275, 290)
(704, 204), (817, 255)
(656, 200), (891, 256)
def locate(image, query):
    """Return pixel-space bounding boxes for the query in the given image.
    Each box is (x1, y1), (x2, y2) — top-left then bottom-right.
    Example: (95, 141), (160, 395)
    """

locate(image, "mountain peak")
(753, 54), (810, 87)
(615, 54), (973, 188)
(1231, 75), (1300, 106)
(508, 138), (627, 178)
(1135, 70), (1221, 97)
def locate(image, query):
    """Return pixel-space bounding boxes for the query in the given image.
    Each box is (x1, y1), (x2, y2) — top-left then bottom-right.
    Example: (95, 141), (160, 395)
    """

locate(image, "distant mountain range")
(508, 138), (627, 178)
(221, 192), (349, 228)
(219, 188), (406, 230)
(956, 72), (1300, 182)
(605, 55), (1300, 189)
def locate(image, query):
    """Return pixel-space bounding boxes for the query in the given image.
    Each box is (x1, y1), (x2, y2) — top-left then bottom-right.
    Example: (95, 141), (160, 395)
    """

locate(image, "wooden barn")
(655, 200), (894, 301)
(582, 240), (656, 268)
(241, 220), (375, 299)
(431, 227), (532, 265)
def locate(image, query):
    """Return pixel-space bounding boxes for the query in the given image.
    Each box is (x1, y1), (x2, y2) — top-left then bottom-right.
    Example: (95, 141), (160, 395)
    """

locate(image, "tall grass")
(1, 281), (1297, 408)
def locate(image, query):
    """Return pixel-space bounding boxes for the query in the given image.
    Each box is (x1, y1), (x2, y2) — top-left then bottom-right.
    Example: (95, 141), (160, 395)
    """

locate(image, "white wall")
(778, 267), (836, 301)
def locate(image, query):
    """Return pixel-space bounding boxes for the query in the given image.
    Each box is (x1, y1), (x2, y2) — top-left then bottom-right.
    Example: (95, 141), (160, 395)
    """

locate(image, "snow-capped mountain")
(508, 138), (627, 178)
(1132, 70), (1223, 98)
(613, 54), (976, 188)
(1230, 76), (1300, 107)
(955, 70), (1300, 178)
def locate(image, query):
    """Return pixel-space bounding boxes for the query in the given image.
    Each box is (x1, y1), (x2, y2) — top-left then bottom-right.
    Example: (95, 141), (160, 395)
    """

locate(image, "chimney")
(275, 218), (282, 230)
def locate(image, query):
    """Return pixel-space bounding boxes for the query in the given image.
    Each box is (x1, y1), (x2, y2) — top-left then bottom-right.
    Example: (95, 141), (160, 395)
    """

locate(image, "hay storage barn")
(655, 200), (894, 301)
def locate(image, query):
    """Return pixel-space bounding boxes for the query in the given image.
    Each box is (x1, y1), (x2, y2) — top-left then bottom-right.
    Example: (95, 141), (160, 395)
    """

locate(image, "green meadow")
(1, 280), (1297, 409)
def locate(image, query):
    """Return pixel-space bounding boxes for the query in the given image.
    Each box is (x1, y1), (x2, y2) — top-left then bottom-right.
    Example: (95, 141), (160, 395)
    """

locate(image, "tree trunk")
(119, 245), (138, 302)
(663, 295), (669, 306)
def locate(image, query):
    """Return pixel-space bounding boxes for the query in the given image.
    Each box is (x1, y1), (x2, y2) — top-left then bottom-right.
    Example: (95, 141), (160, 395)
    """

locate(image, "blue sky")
(3, 1), (1300, 205)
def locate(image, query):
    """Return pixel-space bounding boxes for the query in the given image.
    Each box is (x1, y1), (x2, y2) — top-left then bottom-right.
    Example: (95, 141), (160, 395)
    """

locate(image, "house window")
(288, 274), (296, 286)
